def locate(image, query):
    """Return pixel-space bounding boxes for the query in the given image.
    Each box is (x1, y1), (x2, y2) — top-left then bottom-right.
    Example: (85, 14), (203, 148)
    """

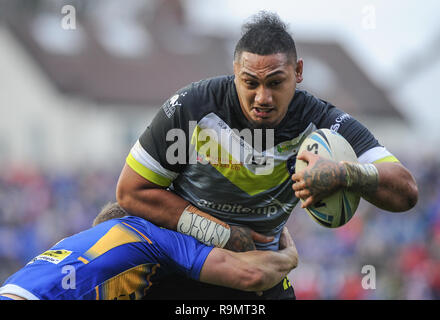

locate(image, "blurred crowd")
(0, 156), (439, 300)
(0, 163), (119, 284)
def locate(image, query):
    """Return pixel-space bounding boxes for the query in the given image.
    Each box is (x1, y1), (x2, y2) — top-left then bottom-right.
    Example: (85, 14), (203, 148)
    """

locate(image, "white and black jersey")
(127, 75), (398, 250)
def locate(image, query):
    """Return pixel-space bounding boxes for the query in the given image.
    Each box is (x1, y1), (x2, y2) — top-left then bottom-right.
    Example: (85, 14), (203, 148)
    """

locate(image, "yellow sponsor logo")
(32, 249), (72, 264)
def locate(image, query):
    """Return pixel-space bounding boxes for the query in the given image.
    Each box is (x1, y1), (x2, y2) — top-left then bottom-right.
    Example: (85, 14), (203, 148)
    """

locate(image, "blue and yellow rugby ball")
(296, 129), (360, 228)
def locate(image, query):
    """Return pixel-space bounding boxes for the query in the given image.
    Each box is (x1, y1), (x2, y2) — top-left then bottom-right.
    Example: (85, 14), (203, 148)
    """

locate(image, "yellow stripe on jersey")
(283, 277), (292, 290)
(121, 222), (153, 244)
(83, 224), (143, 261)
(77, 256), (89, 264)
(191, 125), (290, 196)
(97, 263), (160, 300)
(373, 155), (400, 164)
(126, 153), (172, 187)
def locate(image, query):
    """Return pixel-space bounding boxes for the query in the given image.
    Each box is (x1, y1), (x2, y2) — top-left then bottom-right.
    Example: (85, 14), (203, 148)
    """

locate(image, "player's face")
(234, 52), (303, 128)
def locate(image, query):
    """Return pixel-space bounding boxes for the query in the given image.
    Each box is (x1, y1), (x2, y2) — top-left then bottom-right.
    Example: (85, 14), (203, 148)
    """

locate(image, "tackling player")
(0, 202), (298, 300)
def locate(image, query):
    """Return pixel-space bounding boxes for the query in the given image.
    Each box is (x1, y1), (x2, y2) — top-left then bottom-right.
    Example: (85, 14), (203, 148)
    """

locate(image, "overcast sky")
(187, 0), (439, 83)
(186, 0), (440, 140)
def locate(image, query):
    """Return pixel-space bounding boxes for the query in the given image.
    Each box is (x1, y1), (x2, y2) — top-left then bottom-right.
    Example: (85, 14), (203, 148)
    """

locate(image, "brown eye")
(244, 80), (258, 88)
(269, 80), (282, 87)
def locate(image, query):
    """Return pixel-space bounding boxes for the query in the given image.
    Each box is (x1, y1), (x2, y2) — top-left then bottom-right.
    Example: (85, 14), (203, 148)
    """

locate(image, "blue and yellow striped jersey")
(0, 216), (213, 300)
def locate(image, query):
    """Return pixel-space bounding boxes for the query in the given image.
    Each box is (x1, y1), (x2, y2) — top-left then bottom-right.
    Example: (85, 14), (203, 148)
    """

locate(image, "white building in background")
(0, 0), (432, 173)
(0, 24), (158, 172)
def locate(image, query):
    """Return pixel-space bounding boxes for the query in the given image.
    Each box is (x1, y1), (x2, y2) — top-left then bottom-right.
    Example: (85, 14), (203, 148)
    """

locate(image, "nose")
(254, 86), (273, 106)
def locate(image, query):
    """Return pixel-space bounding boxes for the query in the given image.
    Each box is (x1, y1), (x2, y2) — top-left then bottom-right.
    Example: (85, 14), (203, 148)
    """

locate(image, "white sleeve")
(357, 146), (399, 164)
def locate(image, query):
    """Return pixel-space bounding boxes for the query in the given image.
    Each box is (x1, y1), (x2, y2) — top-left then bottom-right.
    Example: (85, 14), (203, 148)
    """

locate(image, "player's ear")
(295, 58), (304, 83)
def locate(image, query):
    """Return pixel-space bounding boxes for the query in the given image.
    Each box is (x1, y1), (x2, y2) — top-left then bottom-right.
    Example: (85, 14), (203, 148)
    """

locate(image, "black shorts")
(144, 275), (295, 300)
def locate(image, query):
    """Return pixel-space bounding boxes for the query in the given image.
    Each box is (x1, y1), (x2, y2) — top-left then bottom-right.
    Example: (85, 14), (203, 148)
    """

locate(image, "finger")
(295, 189), (311, 200)
(250, 230), (274, 243)
(283, 231), (294, 248)
(292, 181), (305, 191)
(296, 150), (307, 161)
(298, 151), (321, 167)
(301, 196), (315, 208)
(291, 170), (304, 182)
(296, 150), (313, 161)
(279, 227), (294, 249)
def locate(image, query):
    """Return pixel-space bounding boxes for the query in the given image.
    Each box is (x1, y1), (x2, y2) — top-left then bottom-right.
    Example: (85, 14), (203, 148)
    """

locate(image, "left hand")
(224, 226), (274, 252)
(278, 227), (294, 250)
(291, 151), (346, 208)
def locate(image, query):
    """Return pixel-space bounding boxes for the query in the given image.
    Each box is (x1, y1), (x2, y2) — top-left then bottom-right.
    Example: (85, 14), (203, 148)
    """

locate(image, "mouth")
(252, 106), (275, 118)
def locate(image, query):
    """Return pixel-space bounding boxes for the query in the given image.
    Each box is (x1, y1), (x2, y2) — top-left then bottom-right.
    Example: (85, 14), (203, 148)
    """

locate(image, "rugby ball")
(295, 129), (360, 228)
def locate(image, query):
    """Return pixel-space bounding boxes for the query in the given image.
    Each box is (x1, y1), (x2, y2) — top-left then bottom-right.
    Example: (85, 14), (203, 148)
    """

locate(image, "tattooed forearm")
(342, 161), (379, 195)
(294, 151), (417, 212)
(223, 226), (256, 252)
(302, 158), (347, 198)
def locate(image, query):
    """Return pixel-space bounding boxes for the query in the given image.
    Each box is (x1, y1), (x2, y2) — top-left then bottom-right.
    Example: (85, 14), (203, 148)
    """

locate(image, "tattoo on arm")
(302, 158), (347, 198)
(223, 226), (256, 252)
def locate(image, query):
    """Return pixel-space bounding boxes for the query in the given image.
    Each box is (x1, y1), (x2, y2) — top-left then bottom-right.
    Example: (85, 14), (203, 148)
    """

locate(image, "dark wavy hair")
(234, 11), (297, 63)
